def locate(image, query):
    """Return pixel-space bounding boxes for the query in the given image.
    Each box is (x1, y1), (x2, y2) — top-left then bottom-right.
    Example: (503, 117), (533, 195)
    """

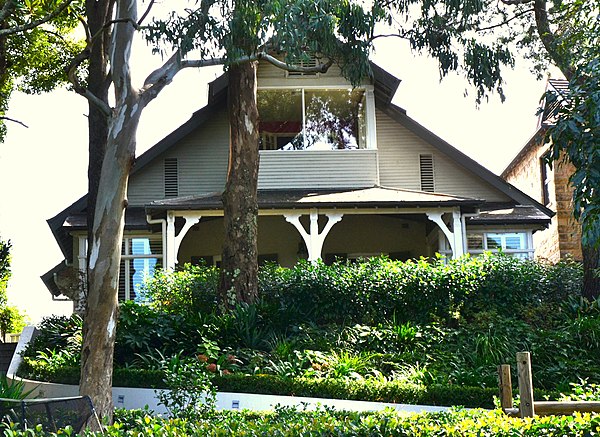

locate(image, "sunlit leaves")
(544, 3), (600, 247)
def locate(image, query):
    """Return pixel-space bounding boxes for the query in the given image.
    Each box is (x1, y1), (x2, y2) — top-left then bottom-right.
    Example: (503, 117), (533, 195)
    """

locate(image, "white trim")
(285, 210), (343, 262)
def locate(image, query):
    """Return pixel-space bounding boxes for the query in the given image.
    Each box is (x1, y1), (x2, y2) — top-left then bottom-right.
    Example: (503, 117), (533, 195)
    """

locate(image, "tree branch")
(477, 7), (535, 31)
(110, 0), (138, 105)
(0, 116), (28, 128)
(533, 0), (575, 80)
(0, 0), (75, 37)
(0, 0), (16, 23)
(66, 46), (112, 117)
(258, 52), (333, 73)
(500, 0), (534, 4)
(137, 0), (155, 26)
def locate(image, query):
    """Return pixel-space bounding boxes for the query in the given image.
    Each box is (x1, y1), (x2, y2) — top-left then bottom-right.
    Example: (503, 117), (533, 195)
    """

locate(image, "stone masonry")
(503, 132), (582, 262)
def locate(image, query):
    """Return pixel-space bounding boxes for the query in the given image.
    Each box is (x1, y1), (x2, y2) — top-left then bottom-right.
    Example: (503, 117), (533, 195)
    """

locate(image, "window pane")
(304, 89), (365, 150)
(258, 89), (303, 150)
(486, 234), (502, 250)
(504, 233), (526, 250)
(467, 233), (484, 250)
(131, 258), (158, 299)
(128, 237), (162, 256)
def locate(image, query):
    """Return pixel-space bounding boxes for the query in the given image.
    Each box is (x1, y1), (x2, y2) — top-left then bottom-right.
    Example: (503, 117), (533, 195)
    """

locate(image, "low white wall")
(9, 326), (449, 415)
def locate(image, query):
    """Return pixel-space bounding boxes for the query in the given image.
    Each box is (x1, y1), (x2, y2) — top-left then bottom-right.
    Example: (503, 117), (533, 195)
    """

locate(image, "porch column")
(165, 212), (202, 270)
(173, 213), (202, 267)
(284, 209), (344, 262)
(166, 212), (176, 270)
(426, 210), (465, 259)
(452, 209), (465, 257)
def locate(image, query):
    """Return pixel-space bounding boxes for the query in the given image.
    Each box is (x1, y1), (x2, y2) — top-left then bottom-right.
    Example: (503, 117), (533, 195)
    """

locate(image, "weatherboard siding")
(257, 149), (378, 189)
(376, 110), (511, 202)
(127, 111), (229, 205)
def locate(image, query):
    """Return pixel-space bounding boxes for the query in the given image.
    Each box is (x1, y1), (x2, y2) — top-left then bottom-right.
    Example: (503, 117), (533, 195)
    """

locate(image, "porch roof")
(146, 186), (484, 213)
(466, 205), (552, 226)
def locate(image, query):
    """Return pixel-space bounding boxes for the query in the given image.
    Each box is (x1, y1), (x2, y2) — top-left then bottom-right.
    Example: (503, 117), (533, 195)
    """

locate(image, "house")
(502, 79), (582, 263)
(42, 58), (554, 303)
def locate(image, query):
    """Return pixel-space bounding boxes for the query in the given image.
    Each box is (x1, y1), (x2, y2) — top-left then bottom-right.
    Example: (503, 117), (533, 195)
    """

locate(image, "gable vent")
(287, 55), (318, 77)
(419, 154), (435, 192)
(164, 158), (179, 198)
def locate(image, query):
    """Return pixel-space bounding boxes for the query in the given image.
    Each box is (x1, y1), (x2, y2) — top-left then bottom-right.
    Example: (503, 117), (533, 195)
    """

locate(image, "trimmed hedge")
(20, 367), (560, 409)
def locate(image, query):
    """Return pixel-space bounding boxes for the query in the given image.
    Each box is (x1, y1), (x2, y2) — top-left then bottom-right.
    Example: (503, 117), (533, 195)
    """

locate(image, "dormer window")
(258, 88), (368, 150)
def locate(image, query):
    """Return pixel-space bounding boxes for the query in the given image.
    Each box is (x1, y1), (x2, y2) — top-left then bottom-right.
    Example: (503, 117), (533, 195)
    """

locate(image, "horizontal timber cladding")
(375, 110), (512, 202)
(257, 149), (378, 189)
(127, 110), (230, 206)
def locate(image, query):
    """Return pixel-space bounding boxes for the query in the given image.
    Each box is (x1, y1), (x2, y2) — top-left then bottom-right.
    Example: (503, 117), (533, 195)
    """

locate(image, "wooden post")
(517, 352), (535, 418)
(498, 364), (513, 411)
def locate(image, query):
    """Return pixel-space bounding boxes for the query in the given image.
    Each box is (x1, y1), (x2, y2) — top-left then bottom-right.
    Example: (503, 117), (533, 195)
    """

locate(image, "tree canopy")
(0, 0), (82, 140)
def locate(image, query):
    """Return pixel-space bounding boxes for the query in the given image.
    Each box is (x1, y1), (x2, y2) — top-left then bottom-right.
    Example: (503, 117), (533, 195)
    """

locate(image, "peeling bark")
(219, 61), (260, 309)
(80, 94), (141, 424)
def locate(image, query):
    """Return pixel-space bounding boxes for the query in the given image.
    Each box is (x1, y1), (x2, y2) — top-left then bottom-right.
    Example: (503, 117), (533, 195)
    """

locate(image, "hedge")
(19, 367), (560, 409)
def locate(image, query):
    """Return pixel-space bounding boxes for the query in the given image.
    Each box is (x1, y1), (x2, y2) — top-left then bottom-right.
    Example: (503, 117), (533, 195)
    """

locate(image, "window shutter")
(419, 154), (435, 192)
(164, 158), (179, 198)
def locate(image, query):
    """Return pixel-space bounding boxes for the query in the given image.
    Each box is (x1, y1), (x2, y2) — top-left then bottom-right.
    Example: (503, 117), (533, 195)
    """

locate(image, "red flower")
(226, 354), (237, 364)
(222, 369), (232, 375)
(206, 363), (217, 373)
(197, 354), (209, 363)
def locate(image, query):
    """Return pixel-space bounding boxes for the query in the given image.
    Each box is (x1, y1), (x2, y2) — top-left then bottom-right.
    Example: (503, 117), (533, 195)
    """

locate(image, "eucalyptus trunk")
(80, 95), (141, 424)
(219, 61), (260, 309)
(83, 0), (113, 316)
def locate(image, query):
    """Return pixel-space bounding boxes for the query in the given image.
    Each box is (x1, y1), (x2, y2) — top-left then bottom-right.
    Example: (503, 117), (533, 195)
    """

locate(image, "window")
(119, 236), (163, 301)
(466, 231), (533, 259)
(258, 88), (367, 150)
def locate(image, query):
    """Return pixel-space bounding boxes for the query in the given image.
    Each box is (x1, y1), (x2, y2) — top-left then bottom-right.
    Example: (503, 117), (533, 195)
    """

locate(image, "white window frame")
(257, 85), (377, 150)
(77, 233), (164, 301)
(439, 229), (534, 259)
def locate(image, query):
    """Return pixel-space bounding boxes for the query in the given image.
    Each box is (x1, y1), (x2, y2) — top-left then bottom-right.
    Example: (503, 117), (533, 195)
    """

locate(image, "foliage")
(0, 238), (27, 339)
(5, 407), (600, 436)
(546, 63), (600, 246)
(0, 0), (83, 140)
(0, 305), (27, 338)
(19, 256), (594, 401)
(0, 374), (35, 399)
(0, 238), (10, 305)
(155, 353), (216, 420)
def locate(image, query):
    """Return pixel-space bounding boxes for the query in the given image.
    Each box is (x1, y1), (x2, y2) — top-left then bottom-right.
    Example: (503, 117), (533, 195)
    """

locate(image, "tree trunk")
(582, 244), (600, 300)
(219, 61), (260, 310)
(83, 0), (113, 315)
(80, 95), (141, 424)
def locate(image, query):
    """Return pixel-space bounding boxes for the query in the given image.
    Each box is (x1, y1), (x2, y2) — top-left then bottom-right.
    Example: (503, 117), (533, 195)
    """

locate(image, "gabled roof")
(46, 62), (552, 262)
(377, 102), (554, 219)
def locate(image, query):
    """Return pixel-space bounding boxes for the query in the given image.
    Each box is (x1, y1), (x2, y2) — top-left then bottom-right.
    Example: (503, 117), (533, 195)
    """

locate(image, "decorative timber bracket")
(284, 209), (343, 262)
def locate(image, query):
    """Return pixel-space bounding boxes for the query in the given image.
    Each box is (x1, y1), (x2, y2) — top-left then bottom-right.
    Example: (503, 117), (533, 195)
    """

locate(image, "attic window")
(164, 158), (179, 198)
(287, 55), (318, 77)
(419, 154), (435, 192)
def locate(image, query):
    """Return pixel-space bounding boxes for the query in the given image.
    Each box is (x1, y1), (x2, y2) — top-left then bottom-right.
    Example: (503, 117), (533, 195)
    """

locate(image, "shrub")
(10, 408), (600, 436)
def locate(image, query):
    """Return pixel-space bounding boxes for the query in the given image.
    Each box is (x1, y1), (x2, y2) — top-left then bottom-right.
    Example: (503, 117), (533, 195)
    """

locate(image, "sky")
(0, 35), (550, 324)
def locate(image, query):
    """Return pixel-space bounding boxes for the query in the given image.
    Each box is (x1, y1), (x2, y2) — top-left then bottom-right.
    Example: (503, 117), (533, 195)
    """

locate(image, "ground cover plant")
(18, 254), (591, 407)
(3, 407), (600, 436)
